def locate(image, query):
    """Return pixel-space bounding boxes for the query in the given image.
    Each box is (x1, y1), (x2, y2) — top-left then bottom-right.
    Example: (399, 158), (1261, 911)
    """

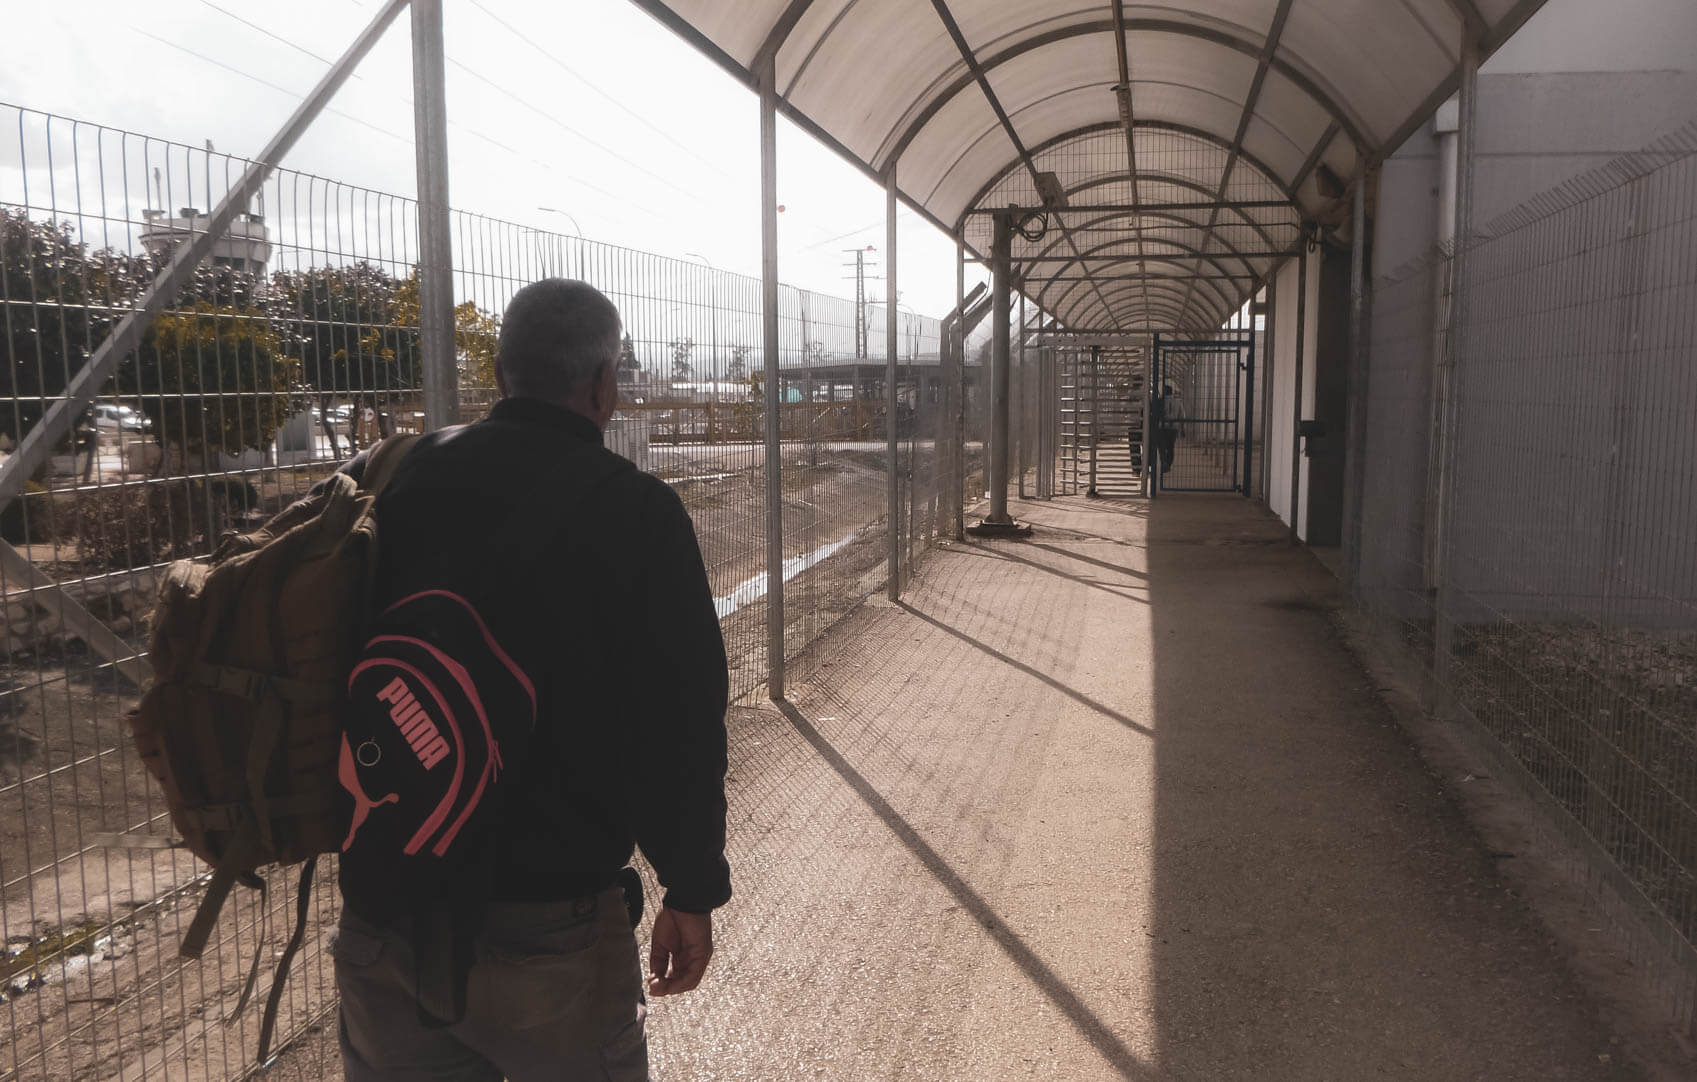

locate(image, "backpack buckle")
(197, 664), (268, 701)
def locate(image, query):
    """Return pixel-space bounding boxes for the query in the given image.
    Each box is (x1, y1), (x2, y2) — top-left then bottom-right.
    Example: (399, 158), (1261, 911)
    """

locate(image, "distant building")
(139, 206), (271, 275)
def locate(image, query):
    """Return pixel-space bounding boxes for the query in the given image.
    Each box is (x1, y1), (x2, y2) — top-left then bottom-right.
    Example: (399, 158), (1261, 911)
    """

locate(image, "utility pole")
(843, 246), (880, 359)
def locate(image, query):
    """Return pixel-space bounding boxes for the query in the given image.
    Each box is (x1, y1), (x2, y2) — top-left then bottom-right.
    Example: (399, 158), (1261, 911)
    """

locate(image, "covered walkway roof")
(634, 0), (1548, 331)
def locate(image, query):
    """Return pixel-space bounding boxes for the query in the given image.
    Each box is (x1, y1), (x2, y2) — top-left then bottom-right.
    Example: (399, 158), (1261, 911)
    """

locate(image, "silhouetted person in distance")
(1151, 382), (1185, 477)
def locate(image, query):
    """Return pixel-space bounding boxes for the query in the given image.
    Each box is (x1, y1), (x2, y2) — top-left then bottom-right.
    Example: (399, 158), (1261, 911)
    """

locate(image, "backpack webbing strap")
(247, 698), (286, 858)
(180, 825), (261, 959)
(360, 433), (423, 495)
(255, 857), (317, 1063)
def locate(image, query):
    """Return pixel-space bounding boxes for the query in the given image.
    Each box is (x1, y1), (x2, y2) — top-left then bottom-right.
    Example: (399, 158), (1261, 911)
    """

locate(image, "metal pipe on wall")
(1432, 33), (1481, 697)
(1017, 292), (1027, 498)
(952, 233), (967, 539)
(1288, 239), (1310, 543)
(886, 166), (901, 598)
(985, 212), (1014, 525)
(412, 0), (457, 432)
(1343, 178), (1371, 594)
(1260, 273), (1279, 502)
(759, 55), (785, 700)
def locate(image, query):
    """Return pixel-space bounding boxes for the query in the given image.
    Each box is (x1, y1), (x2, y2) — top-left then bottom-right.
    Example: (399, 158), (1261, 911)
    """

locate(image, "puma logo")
(376, 676), (452, 769)
(338, 734), (398, 851)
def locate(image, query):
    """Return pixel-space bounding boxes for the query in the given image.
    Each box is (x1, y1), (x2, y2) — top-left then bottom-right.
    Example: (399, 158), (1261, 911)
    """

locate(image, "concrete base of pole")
(966, 518), (1033, 539)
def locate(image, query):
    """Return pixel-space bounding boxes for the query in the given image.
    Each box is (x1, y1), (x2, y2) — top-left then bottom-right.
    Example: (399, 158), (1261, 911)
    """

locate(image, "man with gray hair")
(331, 278), (731, 1081)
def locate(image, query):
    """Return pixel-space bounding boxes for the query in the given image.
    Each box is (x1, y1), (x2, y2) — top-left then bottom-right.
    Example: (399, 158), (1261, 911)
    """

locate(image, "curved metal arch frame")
(1068, 288), (1199, 330)
(956, 119), (1301, 234)
(1054, 271), (1232, 329)
(1051, 174), (1293, 251)
(925, 87), (1313, 228)
(1039, 254), (1240, 320)
(1031, 236), (1249, 312)
(1027, 216), (1274, 293)
(870, 17), (1371, 175)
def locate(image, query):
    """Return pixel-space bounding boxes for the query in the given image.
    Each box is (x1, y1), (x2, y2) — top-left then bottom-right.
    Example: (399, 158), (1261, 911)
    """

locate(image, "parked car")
(92, 403), (151, 432)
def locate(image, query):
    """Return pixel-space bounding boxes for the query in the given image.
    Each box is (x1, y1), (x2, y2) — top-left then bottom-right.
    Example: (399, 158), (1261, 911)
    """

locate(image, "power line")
(466, 0), (736, 183)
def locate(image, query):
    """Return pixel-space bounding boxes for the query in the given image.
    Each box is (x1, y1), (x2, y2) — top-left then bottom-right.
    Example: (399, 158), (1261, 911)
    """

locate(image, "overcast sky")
(0, 0), (981, 318)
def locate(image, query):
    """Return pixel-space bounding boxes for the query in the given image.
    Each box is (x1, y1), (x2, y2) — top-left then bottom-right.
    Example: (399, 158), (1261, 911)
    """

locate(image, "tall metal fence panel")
(1354, 121), (1697, 1031)
(0, 102), (955, 1080)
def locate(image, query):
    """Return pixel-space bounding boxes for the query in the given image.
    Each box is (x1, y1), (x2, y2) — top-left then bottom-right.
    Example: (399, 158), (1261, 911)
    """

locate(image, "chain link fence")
(1355, 120), (1697, 1032)
(0, 101), (959, 1080)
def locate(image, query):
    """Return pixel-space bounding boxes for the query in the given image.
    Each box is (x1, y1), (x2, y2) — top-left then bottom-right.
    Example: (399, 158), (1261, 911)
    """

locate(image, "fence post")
(1342, 175), (1371, 594)
(983, 211), (1014, 526)
(1288, 240), (1310, 541)
(1260, 272), (1278, 501)
(412, 0), (457, 431)
(1431, 32), (1480, 702)
(886, 165), (901, 599)
(759, 55), (785, 700)
(952, 232), (967, 539)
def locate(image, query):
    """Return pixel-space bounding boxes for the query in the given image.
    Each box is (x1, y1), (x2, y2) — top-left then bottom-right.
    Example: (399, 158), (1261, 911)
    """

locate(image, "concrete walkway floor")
(642, 494), (1639, 1081)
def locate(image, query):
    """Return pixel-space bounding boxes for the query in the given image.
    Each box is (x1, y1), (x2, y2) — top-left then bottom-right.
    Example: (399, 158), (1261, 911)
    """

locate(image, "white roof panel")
(635, 0), (1549, 328)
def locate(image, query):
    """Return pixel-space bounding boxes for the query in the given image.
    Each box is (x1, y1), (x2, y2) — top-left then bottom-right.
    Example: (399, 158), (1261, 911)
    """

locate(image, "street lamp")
(537, 206), (582, 278)
(684, 252), (719, 386)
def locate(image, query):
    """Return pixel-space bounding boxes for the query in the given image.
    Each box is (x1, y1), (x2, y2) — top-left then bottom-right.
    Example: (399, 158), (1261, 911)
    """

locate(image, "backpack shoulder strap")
(359, 433), (424, 495)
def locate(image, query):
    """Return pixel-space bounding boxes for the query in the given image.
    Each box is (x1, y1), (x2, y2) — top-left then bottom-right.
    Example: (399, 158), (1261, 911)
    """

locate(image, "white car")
(92, 404), (151, 432)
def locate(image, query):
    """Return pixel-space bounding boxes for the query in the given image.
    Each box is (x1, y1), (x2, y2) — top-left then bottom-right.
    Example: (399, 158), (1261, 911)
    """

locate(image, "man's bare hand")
(647, 907), (712, 996)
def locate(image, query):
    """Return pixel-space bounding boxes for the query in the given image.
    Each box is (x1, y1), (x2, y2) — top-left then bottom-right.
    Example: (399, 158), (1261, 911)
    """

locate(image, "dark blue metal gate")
(1152, 331), (1256, 494)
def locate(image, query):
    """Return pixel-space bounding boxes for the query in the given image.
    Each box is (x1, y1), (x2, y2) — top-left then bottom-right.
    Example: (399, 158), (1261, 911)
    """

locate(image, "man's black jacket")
(337, 397), (731, 915)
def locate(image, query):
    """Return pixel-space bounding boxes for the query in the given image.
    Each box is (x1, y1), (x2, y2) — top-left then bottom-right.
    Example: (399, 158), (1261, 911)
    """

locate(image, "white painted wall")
(1263, 252), (1320, 539)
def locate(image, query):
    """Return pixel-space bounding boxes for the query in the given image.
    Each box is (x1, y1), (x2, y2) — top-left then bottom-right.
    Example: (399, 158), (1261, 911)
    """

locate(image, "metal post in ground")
(412, 0), (457, 431)
(1288, 239), (1310, 542)
(1260, 273), (1279, 502)
(1342, 176), (1371, 595)
(1432, 32), (1480, 701)
(885, 165), (901, 598)
(1086, 345), (1100, 497)
(951, 233), (967, 539)
(1242, 312), (1258, 496)
(1017, 292), (1027, 499)
(759, 55), (785, 700)
(969, 210), (1029, 536)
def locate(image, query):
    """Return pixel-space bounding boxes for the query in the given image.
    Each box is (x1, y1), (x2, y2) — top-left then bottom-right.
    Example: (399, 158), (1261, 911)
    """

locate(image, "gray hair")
(496, 278), (622, 402)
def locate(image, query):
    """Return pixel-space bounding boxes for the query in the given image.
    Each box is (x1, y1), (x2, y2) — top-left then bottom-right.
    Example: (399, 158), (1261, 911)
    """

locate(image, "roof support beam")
(1291, 121), (1341, 195)
(966, 200), (1290, 216)
(955, 120), (1299, 234)
(880, 19), (1370, 174)
(1110, 0), (1154, 330)
(1176, 0), (1294, 329)
(927, 0), (1124, 331)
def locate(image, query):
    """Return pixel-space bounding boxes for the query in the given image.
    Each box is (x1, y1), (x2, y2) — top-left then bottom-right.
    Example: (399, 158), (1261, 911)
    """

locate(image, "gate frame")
(1152, 330), (1257, 495)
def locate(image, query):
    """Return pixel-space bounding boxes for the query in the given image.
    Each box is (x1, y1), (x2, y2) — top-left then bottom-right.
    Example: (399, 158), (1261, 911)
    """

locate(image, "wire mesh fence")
(1354, 120), (1697, 1032)
(0, 101), (959, 1080)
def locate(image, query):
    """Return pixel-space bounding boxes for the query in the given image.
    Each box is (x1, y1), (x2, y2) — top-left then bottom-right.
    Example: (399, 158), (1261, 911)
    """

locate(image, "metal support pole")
(885, 166), (901, 598)
(1242, 316), (1257, 496)
(1260, 273), (1279, 502)
(1432, 34), (1480, 695)
(759, 56), (785, 700)
(1288, 239), (1310, 542)
(412, 0), (457, 432)
(952, 233), (967, 539)
(985, 212), (1014, 525)
(1148, 334), (1161, 500)
(1086, 346), (1100, 497)
(1342, 177), (1371, 594)
(1016, 292), (1027, 498)
(0, 0), (410, 511)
